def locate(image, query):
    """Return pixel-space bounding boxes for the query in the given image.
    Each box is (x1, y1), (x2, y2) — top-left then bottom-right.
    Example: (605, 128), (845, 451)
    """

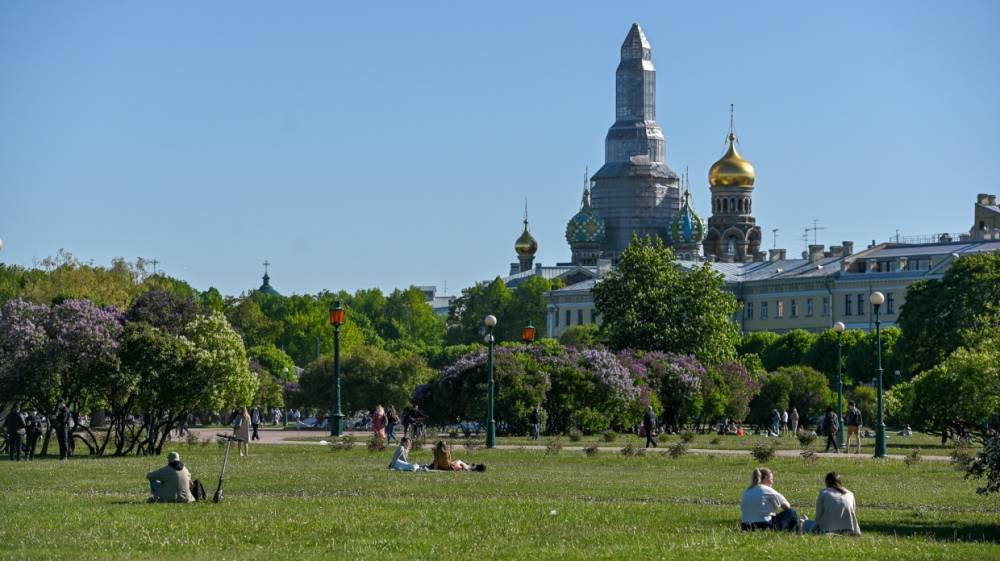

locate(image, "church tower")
(566, 169), (606, 265)
(514, 202), (538, 273)
(667, 170), (705, 261)
(703, 107), (764, 262)
(588, 23), (681, 262)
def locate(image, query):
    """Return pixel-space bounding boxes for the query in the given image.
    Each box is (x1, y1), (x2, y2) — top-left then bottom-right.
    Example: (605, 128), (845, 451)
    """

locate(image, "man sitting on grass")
(146, 451), (195, 503)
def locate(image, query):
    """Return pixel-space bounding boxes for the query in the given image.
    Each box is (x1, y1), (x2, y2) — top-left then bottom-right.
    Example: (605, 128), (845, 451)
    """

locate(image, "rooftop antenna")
(808, 219), (826, 245)
(771, 229), (779, 250)
(800, 228), (811, 251)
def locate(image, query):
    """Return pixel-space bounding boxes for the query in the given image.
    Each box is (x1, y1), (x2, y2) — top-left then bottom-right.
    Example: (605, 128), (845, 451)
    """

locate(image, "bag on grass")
(190, 479), (207, 501)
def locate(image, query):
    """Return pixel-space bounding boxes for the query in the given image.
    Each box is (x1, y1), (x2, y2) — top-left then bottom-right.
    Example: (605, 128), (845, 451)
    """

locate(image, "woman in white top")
(812, 472), (861, 535)
(740, 467), (800, 531)
(388, 437), (421, 471)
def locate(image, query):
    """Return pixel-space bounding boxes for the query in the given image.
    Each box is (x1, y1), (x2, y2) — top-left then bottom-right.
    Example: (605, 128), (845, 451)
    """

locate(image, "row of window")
(747, 293), (895, 321)
(553, 308), (599, 328)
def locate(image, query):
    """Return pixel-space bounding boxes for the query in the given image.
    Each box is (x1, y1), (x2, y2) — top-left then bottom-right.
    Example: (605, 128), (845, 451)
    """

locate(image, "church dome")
(709, 133), (755, 188)
(515, 226), (538, 256)
(566, 184), (606, 245)
(668, 191), (705, 245)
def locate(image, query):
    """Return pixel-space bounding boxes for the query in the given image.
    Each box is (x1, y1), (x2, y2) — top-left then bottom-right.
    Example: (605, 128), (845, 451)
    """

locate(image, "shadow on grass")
(864, 521), (1000, 543)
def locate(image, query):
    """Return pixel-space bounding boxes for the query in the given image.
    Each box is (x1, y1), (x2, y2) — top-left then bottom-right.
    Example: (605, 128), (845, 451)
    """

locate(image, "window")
(761, 302), (768, 319)
(856, 294), (865, 316)
(746, 302), (753, 320)
(577, 309), (584, 325)
(886, 292), (895, 315)
(822, 297), (830, 317)
(554, 310), (559, 327)
(806, 298), (814, 317)
(776, 300), (784, 318)
(844, 294), (852, 316)
(790, 299), (798, 317)
(565, 310), (571, 326)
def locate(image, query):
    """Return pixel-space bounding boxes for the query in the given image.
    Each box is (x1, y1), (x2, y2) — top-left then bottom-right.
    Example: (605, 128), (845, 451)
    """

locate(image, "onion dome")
(669, 190), (705, 245)
(566, 182), (606, 244)
(515, 219), (538, 256)
(709, 132), (755, 188)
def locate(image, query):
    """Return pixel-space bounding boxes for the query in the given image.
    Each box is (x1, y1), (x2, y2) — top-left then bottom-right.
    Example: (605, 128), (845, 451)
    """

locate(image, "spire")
(621, 23), (652, 61)
(262, 260), (271, 285)
(727, 103), (738, 146)
(523, 198), (530, 231)
(581, 166), (591, 209)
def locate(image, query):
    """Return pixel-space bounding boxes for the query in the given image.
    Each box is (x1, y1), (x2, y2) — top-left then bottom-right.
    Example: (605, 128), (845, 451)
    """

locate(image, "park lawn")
(0, 444), (997, 561)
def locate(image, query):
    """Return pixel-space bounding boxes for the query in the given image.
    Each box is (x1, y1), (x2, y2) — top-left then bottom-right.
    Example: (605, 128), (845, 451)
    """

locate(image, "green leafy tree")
(199, 287), (225, 313)
(559, 324), (601, 347)
(845, 326), (903, 387)
(446, 276), (559, 345)
(738, 331), (780, 358)
(760, 329), (817, 371)
(593, 236), (739, 365)
(897, 251), (1000, 376)
(803, 328), (865, 387)
(749, 373), (792, 427)
(248, 344), (296, 382)
(777, 365), (834, 420)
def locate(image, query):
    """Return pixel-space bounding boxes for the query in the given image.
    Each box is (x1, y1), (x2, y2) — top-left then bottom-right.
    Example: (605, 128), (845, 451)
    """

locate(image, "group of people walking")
(740, 468), (861, 535)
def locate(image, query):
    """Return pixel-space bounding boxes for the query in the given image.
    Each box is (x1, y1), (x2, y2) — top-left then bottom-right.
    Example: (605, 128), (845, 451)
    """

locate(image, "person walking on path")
(530, 406), (542, 441)
(4, 403), (26, 461)
(811, 472), (861, 535)
(24, 407), (42, 461)
(845, 401), (863, 454)
(54, 399), (72, 460)
(643, 406), (658, 448)
(789, 408), (799, 435)
(250, 406), (262, 441)
(822, 406), (840, 453)
(372, 406), (387, 441)
(234, 407), (251, 457)
(386, 406), (399, 444)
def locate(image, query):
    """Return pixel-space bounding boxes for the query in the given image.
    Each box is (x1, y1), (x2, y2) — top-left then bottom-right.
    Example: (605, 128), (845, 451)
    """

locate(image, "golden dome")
(515, 221), (538, 256)
(709, 133), (755, 188)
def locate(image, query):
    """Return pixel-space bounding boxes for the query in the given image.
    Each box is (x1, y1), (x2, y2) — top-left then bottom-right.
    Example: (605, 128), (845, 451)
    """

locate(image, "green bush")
(751, 440), (777, 463)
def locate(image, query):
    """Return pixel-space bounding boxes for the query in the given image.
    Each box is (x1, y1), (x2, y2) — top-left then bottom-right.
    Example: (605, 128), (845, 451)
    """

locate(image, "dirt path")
(186, 428), (951, 462)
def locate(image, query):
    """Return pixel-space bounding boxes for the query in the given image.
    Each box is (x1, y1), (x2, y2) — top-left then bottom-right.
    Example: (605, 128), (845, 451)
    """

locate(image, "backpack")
(190, 479), (207, 501)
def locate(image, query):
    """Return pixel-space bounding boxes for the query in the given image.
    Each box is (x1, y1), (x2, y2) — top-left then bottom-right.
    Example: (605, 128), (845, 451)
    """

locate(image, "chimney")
(829, 245), (844, 257)
(842, 241), (854, 255)
(754, 251), (767, 262)
(769, 249), (786, 261)
(808, 244), (825, 263)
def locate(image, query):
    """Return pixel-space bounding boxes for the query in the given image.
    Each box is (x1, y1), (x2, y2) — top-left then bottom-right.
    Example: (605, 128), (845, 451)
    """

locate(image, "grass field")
(1, 443), (998, 561)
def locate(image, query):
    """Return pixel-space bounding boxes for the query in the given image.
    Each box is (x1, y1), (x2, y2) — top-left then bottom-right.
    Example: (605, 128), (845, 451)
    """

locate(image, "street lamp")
(521, 321), (536, 344)
(484, 314), (497, 449)
(833, 321), (846, 449)
(869, 291), (887, 458)
(329, 300), (346, 437)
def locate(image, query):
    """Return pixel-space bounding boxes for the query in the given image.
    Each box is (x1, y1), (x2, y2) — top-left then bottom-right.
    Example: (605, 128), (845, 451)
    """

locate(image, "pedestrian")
(770, 409), (781, 437)
(24, 407), (42, 461)
(401, 407), (412, 438)
(740, 467), (800, 532)
(54, 399), (71, 460)
(4, 403), (26, 462)
(643, 405), (658, 448)
(234, 407), (251, 457)
(781, 409), (789, 434)
(372, 405), (387, 441)
(250, 406), (262, 441)
(845, 401), (863, 454)
(822, 406), (840, 453)
(810, 472), (861, 535)
(386, 406), (399, 444)
(789, 408), (799, 435)
(530, 405), (541, 441)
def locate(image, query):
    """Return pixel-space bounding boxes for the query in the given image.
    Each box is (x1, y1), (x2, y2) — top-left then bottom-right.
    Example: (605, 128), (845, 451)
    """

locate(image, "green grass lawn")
(1, 444), (997, 561)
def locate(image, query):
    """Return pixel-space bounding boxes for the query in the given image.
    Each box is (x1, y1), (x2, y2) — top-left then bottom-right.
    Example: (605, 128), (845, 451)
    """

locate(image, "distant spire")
(523, 198), (530, 231)
(728, 103), (738, 145)
(263, 260), (270, 276)
(581, 166), (591, 209)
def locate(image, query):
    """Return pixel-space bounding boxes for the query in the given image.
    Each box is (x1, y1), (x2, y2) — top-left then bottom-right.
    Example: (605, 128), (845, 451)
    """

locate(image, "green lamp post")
(870, 291), (888, 458)
(484, 314), (497, 449)
(329, 300), (346, 437)
(833, 321), (846, 449)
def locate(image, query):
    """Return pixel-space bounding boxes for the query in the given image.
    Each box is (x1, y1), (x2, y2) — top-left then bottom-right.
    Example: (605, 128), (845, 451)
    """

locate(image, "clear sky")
(2, 1), (998, 297)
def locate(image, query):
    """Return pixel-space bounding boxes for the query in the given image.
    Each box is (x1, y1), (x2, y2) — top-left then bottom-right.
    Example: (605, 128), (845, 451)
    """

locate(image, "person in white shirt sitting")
(809, 472), (861, 535)
(388, 437), (422, 471)
(740, 467), (800, 531)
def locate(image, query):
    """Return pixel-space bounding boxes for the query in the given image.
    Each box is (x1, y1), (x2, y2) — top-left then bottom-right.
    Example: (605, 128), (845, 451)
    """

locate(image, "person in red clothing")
(372, 405), (387, 440)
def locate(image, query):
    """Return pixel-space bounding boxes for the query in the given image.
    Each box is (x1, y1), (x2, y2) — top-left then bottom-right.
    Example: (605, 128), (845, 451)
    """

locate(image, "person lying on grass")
(429, 440), (485, 471)
(146, 451), (195, 503)
(740, 467), (799, 532)
(388, 437), (423, 471)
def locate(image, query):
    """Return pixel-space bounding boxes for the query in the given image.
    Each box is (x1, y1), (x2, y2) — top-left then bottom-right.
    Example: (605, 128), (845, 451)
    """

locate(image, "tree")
(803, 328), (865, 387)
(777, 365), (834, 420)
(593, 236), (739, 365)
(559, 324), (601, 347)
(248, 344), (296, 382)
(845, 327), (903, 387)
(710, 361), (764, 422)
(760, 329), (817, 371)
(738, 331), (780, 359)
(897, 252), (1000, 376)
(126, 290), (203, 334)
(749, 373), (792, 427)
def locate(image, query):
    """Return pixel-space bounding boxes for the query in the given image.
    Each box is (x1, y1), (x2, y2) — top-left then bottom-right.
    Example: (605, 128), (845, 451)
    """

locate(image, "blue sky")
(2, 1), (998, 297)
